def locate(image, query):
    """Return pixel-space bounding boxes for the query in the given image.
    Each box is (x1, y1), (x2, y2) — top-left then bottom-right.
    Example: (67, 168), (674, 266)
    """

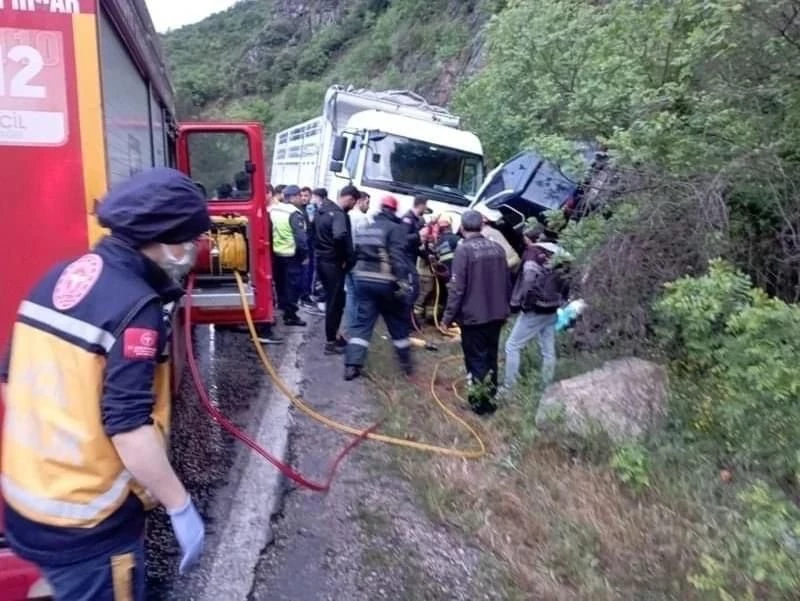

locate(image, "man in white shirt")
(344, 191), (371, 335)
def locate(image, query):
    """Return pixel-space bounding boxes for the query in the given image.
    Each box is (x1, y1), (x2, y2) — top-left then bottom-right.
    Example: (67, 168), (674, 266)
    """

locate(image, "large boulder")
(535, 358), (668, 443)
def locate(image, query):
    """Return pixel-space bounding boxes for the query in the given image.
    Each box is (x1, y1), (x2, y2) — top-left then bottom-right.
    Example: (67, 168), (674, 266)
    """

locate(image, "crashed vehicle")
(471, 148), (609, 254)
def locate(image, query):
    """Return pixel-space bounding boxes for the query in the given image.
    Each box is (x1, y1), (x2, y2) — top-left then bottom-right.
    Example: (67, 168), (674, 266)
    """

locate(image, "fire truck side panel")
(0, 9), (93, 354)
(98, 6), (153, 185)
(0, 4), (101, 598)
(150, 89), (167, 168)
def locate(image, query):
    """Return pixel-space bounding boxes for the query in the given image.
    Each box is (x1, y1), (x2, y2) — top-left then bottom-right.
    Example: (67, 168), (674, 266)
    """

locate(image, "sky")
(145, 0), (241, 32)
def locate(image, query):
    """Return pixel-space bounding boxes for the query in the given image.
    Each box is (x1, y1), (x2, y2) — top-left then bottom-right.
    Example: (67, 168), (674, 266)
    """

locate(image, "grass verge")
(363, 326), (751, 601)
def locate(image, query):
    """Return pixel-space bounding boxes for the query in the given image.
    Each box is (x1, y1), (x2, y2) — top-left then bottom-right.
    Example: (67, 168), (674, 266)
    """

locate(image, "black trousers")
(274, 255), (303, 320)
(460, 320), (504, 407)
(317, 260), (346, 342)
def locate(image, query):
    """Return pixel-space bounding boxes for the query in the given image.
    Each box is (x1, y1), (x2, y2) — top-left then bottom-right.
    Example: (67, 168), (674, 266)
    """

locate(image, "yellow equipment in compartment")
(198, 215), (249, 275)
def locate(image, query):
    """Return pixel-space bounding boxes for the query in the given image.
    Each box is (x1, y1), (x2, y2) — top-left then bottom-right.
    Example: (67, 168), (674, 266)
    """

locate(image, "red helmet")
(381, 195), (398, 212)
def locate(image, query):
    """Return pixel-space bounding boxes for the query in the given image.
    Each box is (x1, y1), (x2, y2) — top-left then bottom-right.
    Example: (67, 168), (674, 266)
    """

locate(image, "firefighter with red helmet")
(0, 168), (209, 600)
(414, 214), (460, 323)
(344, 194), (413, 381)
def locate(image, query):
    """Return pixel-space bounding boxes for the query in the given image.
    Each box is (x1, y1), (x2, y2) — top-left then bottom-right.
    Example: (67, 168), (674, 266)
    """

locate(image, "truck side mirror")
(331, 136), (347, 162)
(330, 160), (343, 173)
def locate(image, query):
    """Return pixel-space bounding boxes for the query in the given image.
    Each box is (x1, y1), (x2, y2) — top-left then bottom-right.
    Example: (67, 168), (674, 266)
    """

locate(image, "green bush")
(656, 260), (800, 476)
(610, 443), (651, 493)
(689, 481), (800, 600)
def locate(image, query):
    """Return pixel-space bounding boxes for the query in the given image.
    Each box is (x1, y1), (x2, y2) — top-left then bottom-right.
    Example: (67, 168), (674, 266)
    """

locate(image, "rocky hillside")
(161, 0), (500, 135)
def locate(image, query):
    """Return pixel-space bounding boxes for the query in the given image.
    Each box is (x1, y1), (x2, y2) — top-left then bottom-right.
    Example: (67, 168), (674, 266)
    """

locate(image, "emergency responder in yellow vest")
(0, 168), (211, 600)
(268, 185), (309, 326)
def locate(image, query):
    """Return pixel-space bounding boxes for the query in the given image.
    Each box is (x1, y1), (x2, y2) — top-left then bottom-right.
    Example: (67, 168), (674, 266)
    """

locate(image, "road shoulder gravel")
(249, 326), (504, 601)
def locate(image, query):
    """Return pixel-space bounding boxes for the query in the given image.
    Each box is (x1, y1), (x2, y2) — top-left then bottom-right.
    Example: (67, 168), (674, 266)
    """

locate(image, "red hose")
(183, 275), (377, 493)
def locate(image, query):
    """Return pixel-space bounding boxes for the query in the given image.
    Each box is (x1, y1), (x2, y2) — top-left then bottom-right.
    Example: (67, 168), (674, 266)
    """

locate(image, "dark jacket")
(1, 236), (182, 566)
(288, 209), (309, 262)
(510, 246), (570, 315)
(435, 232), (460, 267)
(314, 199), (354, 268)
(352, 210), (410, 285)
(442, 235), (511, 326)
(401, 210), (423, 262)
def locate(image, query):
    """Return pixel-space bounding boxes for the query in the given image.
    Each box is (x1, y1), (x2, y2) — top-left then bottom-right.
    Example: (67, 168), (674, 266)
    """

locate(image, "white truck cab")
(271, 86), (485, 223)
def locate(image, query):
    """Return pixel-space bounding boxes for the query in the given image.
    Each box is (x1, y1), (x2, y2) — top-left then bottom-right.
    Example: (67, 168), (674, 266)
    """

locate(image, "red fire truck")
(0, 1), (273, 597)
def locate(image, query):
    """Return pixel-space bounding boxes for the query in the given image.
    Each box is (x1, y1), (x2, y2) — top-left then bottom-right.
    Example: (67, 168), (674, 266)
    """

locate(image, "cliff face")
(161, 0), (496, 131)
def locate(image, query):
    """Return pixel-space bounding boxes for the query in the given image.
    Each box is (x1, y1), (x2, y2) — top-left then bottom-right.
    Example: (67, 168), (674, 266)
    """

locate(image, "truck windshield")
(363, 134), (483, 206)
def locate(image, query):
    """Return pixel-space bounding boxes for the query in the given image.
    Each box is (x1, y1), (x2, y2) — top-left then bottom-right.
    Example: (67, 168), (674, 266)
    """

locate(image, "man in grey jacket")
(441, 210), (511, 415)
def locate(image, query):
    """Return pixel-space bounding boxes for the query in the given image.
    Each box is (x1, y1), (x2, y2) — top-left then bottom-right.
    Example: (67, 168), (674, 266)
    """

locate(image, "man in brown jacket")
(441, 210), (512, 415)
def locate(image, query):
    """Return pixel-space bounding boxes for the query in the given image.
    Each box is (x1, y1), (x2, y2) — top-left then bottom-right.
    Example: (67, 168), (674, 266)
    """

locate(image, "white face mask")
(159, 242), (197, 279)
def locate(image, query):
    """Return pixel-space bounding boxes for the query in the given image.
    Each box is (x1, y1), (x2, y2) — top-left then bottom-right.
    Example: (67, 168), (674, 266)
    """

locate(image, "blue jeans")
(503, 311), (558, 388)
(303, 243), (316, 300)
(39, 538), (146, 601)
(274, 255), (304, 319)
(344, 273), (358, 333)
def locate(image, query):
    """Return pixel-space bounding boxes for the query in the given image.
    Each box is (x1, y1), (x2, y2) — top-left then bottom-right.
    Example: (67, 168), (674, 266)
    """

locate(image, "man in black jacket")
(344, 195), (413, 381)
(314, 185), (359, 354)
(401, 196), (431, 315)
(442, 210), (511, 415)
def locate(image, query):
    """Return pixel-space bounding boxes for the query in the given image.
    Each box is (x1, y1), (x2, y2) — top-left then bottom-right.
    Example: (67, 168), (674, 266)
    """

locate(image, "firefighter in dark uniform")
(430, 215), (460, 319)
(344, 195), (413, 381)
(0, 168), (210, 600)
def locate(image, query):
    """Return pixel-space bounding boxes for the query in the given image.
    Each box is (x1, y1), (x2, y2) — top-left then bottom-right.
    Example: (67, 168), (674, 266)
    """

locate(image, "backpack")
(521, 261), (567, 311)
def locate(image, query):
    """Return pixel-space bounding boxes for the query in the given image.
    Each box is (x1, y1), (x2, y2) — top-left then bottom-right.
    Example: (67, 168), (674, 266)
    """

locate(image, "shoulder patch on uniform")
(123, 328), (159, 360)
(52, 254), (104, 311)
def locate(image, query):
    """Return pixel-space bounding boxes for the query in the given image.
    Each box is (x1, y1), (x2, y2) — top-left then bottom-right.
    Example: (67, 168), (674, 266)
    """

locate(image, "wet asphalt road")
(145, 324), (269, 600)
(143, 318), (502, 600)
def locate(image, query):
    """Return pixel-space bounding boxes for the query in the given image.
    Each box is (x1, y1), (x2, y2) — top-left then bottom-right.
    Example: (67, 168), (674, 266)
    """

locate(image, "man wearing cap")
(0, 168), (209, 599)
(441, 210), (512, 415)
(269, 185), (308, 327)
(503, 229), (571, 390)
(344, 195), (413, 380)
(314, 184), (359, 354)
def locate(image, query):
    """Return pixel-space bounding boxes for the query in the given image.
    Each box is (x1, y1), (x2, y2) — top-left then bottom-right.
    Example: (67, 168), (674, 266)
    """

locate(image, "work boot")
(324, 341), (344, 355)
(399, 361), (414, 377)
(344, 365), (361, 381)
(284, 316), (307, 327)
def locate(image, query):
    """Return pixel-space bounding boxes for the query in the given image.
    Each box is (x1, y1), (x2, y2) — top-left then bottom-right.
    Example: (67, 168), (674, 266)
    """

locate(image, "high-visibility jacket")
(0, 237), (183, 564)
(269, 202), (304, 257)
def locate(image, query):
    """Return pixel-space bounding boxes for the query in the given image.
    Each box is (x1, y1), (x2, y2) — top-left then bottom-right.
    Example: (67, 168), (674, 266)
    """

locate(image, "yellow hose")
(217, 231), (248, 272)
(233, 271), (486, 459)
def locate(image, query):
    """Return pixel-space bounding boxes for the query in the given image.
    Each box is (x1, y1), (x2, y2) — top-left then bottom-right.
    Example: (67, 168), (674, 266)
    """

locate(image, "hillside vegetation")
(163, 1), (800, 599)
(162, 0), (494, 135)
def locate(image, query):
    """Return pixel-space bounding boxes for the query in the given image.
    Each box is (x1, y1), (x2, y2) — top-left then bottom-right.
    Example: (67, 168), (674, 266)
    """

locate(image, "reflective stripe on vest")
(2, 301), (171, 527)
(1, 471), (132, 523)
(19, 300), (116, 352)
(270, 203), (300, 257)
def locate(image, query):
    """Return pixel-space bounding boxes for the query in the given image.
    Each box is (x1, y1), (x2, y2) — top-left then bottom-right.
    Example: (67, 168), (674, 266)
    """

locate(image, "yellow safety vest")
(1, 302), (171, 529)
(269, 203), (301, 257)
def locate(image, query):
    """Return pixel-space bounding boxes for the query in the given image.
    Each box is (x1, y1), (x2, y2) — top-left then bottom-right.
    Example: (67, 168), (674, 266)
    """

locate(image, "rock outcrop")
(535, 358), (668, 442)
